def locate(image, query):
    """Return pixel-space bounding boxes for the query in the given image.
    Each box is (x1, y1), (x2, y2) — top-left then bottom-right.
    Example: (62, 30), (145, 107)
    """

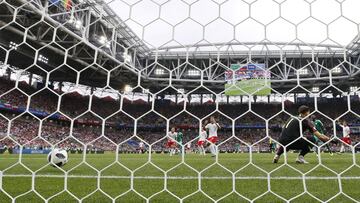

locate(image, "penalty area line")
(1, 174), (360, 180)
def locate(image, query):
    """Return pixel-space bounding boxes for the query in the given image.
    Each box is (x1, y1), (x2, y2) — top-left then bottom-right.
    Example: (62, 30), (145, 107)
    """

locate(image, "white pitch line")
(2, 174), (360, 180)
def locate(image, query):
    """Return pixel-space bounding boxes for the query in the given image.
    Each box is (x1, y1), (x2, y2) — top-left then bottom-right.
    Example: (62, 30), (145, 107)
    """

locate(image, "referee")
(273, 105), (330, 164)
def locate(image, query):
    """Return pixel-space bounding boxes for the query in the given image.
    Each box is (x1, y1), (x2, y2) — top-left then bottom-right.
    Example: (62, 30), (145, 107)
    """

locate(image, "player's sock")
(340, 145), (344, 153)
(210, 144), (216, 156)
(326, 144), (333, 155)
(272, 154), (280, 163)
(201, 147), (205, 155)
(170, 149), (174, 156)
(299, 146), (310, 157)
(276, 146), (284, 156)
(273, 145), (284, 163)
(209, 145), (213, 155)
(313, 146), (319, 156)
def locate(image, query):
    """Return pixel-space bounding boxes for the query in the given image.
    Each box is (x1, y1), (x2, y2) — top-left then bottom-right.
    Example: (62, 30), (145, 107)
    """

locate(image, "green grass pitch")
(0, 152), (359, 202)
(225, 79), (271, 96)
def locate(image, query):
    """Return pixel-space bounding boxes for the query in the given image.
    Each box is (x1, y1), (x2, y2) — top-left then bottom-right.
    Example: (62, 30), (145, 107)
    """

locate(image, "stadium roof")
(107, 0), (360, 54)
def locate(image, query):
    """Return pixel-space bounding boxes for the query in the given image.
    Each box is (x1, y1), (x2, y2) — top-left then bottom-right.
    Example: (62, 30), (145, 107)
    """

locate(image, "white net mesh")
(0, 0), (360, 202)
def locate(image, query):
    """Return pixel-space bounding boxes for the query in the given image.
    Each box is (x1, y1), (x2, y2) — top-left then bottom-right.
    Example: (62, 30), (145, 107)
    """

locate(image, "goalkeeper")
(311, 115), (333, 155)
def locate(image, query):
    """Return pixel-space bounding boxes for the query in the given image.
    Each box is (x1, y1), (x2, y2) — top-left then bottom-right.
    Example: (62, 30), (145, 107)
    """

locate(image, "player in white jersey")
(205, 116), (221, 157)
(167, 127), (177, 156)
(139, 141), (145, 154)
(338, 120), (351, 153)
(197, 125), (208, 155)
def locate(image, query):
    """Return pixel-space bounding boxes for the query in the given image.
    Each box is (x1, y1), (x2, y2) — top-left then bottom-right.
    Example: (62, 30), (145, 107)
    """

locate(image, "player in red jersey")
(167, 127), (178, 156)
(338, 120), (351, 153)
(205, 116), (221, 157)
(197, 125), (208, 155)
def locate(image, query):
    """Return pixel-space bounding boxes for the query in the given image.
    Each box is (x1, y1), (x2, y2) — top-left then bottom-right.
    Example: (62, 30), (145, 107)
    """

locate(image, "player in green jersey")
(176, 130), (184, 154)
(312, 115), (333, 156)
(176, 131), (183, 144)
(235, 143), (241, 153)
(269, 138), (276, 153)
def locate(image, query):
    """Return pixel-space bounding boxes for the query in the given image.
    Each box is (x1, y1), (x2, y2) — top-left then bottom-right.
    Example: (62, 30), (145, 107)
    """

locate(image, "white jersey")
(205, 123), (219, 138)
(168, 131), (177, 141)
(199, 130), (207, 141)
(342, 125), (351, 138)
(139, 142), (144, 148)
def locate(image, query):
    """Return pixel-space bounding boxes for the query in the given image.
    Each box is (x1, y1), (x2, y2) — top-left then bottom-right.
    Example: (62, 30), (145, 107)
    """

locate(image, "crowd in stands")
(0, 77), (360, 153)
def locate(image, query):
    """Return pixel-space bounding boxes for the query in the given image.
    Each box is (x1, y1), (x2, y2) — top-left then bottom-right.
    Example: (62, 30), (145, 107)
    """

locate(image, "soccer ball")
(47, 148), (68, 167)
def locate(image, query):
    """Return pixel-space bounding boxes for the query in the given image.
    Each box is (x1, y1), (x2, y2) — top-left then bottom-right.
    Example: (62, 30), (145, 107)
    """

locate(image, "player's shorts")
(166, 140), (176, 148)
(197, 140), (205, 146)
(207, 136), (218, 144)
(341, 137), (351, 145)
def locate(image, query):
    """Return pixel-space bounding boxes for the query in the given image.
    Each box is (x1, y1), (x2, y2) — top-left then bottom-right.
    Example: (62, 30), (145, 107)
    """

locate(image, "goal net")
(0, 0), (359, 202)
